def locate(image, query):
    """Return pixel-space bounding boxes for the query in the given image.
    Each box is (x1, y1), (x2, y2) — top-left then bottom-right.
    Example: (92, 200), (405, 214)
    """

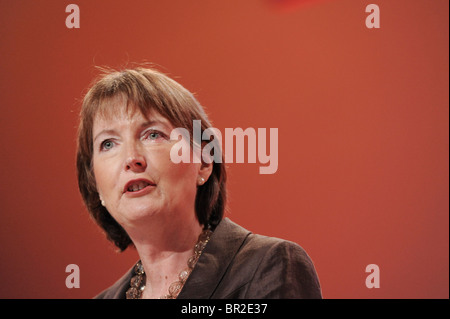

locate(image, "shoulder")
(244, 232), (309, 257)
(220, 219), (316, 269)
(208, 219), (322, 298)
(242, 234), (322, 299)
(249, 234), (318, 275)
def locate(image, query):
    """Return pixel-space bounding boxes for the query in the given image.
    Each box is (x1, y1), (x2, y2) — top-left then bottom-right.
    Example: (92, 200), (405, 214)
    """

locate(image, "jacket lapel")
(177, 218), (251, 299)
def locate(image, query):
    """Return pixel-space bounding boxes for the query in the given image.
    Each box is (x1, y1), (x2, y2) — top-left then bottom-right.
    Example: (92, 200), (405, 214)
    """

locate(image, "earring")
(100, 196), (106, 207)
(198, 177), (205, 185)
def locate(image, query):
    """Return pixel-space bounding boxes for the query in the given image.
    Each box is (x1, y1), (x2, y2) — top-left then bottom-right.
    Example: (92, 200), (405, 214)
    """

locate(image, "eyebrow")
(93, 120), (172, 143)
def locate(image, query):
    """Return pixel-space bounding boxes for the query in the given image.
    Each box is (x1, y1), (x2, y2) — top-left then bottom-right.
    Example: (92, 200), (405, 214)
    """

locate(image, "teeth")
(128, 181), (150, 192)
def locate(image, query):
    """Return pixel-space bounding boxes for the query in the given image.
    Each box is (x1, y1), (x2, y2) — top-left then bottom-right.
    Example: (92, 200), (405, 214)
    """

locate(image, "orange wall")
(0, 0), (448, 298)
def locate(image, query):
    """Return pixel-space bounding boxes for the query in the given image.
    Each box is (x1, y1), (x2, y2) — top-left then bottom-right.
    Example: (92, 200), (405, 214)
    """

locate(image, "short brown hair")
(76, 67), (227, 251)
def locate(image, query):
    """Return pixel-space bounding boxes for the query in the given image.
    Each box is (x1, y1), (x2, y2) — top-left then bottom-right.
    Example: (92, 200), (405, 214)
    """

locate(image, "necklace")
(125, 229), (212, 299)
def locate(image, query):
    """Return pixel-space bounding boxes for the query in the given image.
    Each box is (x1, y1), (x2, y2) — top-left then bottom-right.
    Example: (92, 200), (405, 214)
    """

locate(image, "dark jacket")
(95, 218), (322, 299)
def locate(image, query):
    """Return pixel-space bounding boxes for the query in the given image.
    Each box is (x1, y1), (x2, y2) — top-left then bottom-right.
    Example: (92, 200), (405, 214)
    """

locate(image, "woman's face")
(92, 97), (205, 230)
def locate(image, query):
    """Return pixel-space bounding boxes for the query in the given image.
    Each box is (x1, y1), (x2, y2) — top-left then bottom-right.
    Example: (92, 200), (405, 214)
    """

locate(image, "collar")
(177, 218), (251, 299)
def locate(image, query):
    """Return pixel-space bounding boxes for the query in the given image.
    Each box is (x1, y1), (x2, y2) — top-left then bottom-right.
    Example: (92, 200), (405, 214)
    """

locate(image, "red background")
(0, 0), (448, 299)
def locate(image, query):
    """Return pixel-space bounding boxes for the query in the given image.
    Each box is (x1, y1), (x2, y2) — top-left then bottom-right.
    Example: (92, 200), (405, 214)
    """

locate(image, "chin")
(115, 203), (161, 225)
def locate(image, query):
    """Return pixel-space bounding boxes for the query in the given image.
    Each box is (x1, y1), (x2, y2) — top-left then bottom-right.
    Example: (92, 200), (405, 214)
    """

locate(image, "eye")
(149, 132), (160, 140)
(100, 140), (115, 151)
(144, 130), (167, 141)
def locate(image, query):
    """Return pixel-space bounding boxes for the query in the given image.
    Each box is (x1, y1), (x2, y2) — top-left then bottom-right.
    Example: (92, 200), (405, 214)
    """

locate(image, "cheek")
(162, 160), (200, 192)
(92, 158), (114, 196)
(154, 145), (200, 184)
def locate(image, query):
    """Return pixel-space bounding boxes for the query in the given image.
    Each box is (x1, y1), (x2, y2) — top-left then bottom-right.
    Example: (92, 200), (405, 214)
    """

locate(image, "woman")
(76, 67), (322, 299)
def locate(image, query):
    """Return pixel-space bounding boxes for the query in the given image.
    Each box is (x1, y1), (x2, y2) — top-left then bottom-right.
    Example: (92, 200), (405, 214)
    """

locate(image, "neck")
(125, 213), (203, 298)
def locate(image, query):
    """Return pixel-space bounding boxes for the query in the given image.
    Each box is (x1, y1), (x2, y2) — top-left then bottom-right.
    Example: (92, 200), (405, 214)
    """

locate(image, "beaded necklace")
(126, 229), (212, 299)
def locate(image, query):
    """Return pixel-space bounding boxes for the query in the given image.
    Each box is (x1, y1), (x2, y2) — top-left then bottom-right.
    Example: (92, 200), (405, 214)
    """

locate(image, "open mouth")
(124, 179), (155, 193)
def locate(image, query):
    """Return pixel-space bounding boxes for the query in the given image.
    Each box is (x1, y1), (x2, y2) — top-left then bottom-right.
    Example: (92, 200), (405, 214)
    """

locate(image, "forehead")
(93, 95), (172, 130)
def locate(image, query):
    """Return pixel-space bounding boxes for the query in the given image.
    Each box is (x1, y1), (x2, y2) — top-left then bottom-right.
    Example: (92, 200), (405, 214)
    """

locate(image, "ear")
(197, 160), (213, 186)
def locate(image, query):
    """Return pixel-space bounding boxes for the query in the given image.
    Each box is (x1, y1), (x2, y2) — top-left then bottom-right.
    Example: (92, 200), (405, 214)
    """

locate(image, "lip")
(123, 178), (156, 197)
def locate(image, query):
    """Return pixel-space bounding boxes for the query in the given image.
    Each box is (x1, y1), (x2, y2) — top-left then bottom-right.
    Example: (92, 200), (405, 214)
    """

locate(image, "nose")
(124, 144), (147, 173)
